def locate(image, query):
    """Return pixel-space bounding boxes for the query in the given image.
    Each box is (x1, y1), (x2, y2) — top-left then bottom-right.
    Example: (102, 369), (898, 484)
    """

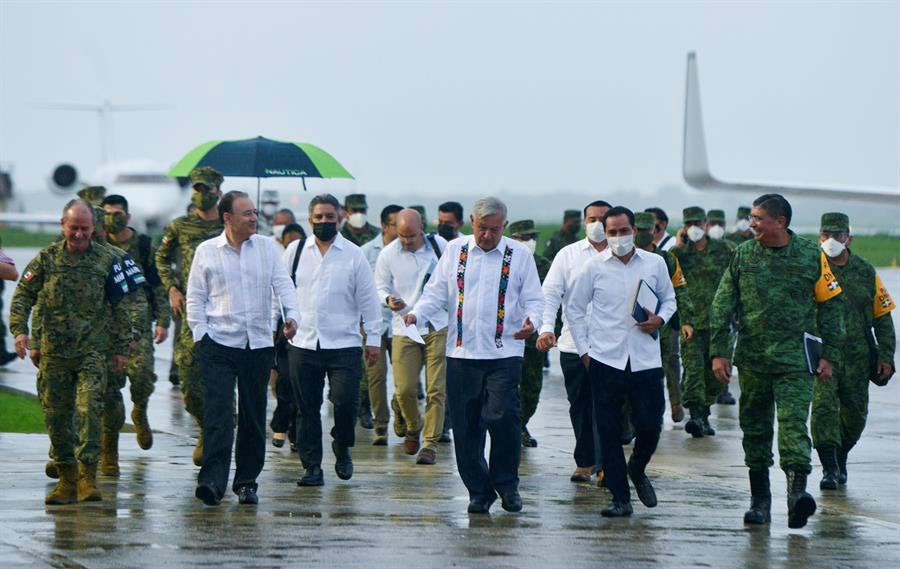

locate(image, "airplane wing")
(683, 52), (900, 204)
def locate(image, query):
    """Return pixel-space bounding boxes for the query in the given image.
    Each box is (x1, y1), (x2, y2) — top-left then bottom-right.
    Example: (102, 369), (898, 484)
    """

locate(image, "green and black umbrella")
(168, 136), (353, 199)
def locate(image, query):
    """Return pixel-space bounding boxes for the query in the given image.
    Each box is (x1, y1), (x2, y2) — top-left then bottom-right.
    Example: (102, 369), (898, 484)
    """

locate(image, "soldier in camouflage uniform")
(634, 212), (696, 423)
(341, 193), (380, 246)
(155, 167), (224, 466)
(543, 209), (581, 262)
(9, 199), (134, 504)
(708, 209), (738, 406)
(509, 220), (551, 447)
(103, 194), (172, 451)
(672, 207), (733, 437)
(726, 205), (754, 247)
(710, 193), (846, 529)
(811, 212), (895, 489)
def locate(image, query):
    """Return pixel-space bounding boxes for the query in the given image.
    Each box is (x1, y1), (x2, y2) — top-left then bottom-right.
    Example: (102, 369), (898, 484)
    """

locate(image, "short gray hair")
(471, 197), (507, 221)
(308, 193), (341, 215)
(62, 198), (95, 222)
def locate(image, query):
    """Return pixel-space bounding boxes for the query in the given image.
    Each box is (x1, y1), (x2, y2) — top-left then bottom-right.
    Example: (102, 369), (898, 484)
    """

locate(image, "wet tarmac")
(1, 249), (899, 568)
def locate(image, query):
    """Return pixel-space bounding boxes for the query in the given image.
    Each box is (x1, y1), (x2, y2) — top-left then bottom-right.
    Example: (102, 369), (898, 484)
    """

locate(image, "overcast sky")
(1, 1), (897, 206)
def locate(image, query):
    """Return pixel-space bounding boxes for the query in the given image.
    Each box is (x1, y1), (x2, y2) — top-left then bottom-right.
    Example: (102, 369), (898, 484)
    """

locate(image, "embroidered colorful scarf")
(455, 243), (514, 348)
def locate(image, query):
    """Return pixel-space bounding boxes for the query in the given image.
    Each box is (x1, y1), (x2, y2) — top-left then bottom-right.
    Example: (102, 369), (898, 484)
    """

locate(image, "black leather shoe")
(627, 460), (657, 508)
(195, 483), (221, 506)
(297, 465), (324, 487)
(467, 495), (496, 514)
(237, 486), (258, 505)
(272, 436), (285, 448)
(438, 430), (452, 444)
(333, 441), (354, 480)
(500, 491), (523, 512)
(521, 428), (538, 448)
(601, 500), (633, 517)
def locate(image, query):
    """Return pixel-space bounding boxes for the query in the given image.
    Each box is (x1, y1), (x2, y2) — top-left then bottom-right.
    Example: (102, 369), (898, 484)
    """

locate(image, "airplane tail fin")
(682, 52), (714, 186)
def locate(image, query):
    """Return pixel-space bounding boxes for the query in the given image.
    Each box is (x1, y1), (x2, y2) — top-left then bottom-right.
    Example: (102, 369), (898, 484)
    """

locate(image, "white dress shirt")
(539, 238), (604, 354)
(374, 234), (448, 336)
(567, 248), (676, 372)
(658, 232), (676, 251)
(186, 232), (300, 349)
(360, 233), (392, 337)
(411, 235), (544, 359)
(284, 233), (382, 350)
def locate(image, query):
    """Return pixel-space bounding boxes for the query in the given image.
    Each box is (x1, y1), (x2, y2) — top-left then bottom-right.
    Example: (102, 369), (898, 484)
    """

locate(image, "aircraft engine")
(47, 163), (80, 194)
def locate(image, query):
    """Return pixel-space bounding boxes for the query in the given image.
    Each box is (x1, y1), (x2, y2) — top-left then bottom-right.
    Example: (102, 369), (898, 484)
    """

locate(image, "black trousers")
(589, 358), (664, 503)
(270, 347), (295, 442)
(198, 336), (274, 497)
(288, 345), (362, 468)
(560, 351), (602, 469)
(446, 356), (522, 502)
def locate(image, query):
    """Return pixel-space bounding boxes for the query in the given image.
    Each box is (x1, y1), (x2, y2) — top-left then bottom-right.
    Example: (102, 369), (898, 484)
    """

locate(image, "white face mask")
(707, 225), (726, 240)
(272, 224), (286, 241)
(735, 218), (751, 232)
(607, 234), (634, 256)
(521, 238), (536, 253)
(820, 237), (846, 258)
(686, 225), (706, 243)
(261, 204), (277, 217)
(347, 212), (367, 229)
(586, 221), (606, 243)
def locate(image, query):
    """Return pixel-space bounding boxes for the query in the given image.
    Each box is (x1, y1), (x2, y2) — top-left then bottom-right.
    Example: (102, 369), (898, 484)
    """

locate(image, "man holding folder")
(567, 206), (676, 517)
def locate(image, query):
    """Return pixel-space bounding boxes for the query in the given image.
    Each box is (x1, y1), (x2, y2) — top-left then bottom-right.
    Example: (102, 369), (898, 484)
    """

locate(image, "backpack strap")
(290, 237), (306, 285)
(426, 233), (442, 260)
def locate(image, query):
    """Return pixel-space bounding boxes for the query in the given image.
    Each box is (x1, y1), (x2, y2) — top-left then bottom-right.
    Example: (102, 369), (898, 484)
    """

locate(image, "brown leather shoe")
(570, 466), (592, 483)
(670, 404), (685, 423)
(416, 447), (436, 465)
(404, 434), (420, 455)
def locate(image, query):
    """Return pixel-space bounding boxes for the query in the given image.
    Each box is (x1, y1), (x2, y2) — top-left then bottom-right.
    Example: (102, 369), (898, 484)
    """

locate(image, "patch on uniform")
(814, 252), (842, 303)
(23, 270), (34, 281)
(873, 273), (896, 318)
(162, 236), (170, 245)
(671, 256), (687, 288)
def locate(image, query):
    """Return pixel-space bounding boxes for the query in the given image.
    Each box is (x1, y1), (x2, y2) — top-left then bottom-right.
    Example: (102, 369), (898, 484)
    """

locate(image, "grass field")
(0, 226), (57, 248)
(0, 387), (46, 433)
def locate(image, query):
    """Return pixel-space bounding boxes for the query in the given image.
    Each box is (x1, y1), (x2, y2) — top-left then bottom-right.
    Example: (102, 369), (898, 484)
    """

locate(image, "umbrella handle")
(301, 176), (308, 192)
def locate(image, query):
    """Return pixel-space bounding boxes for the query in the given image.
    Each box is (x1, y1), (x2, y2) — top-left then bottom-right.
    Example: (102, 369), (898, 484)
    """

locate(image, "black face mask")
(312, 221), (338, 242)
(437, 223), (456, 241)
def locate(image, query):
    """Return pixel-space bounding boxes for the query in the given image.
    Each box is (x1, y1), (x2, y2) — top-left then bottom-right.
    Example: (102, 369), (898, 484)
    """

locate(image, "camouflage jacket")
(341, 222), (380, 247)
(155, 213), (224, 293)
(654, 246), (695, 327)
(9, 240), (136, 357)
(828, 251), (895, 363)
(108, 228), (171, 328)
(710, 232), (846, 373)
(671, 238), (733, 330)
(726, 231), (753, 247)
(543, 229), (578, 262)
(534, 253), (551, 284)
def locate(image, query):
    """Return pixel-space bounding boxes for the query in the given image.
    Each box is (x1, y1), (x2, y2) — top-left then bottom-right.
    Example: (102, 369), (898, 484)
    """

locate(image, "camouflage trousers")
(37, 353), (107, 466)
(738, 367), (814, 473)
(175, 324), (204, 427)
(108, 333), (157, 410)
(520, 338), (544, 428)
(811, 355), (869, 450)
(681, 329), (720, 410)
(660, 324), (682, 406)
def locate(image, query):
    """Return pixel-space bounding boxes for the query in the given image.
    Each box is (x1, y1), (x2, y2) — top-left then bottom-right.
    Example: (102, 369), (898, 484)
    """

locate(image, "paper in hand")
(402, 322), (426, 345)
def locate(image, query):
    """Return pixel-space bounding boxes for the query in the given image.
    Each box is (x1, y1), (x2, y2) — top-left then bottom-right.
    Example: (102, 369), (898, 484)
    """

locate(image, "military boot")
(816, 446), (840, 490)
(132, 405), (154, 450)
(837, 446), (849, 485)
(685, 408), (705, 438)
(45, 461), (60, 479)
(357, 391), (374, 430)
(99, 432), (120, 477)
(45, 464), (78, 505)
(743, 468), (771, 524)
(77, 463), (103, 502)
(193, 431), (204, 467)
(702, 407), (716, 436)
(786, 469), (816, 529)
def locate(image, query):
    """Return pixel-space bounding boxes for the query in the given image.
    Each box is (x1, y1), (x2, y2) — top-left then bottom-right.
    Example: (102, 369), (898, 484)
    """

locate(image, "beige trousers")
(391, 328), (447, 448)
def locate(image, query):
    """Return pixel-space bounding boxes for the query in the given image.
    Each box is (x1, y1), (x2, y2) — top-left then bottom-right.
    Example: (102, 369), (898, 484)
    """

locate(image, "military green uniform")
(341, 193), (380, 246)
(727, 206), (754, 247)
(810, 213), (896, 486)
(673, 207), (733, 433)
(542, 209), (581, 262)
(510, 219), (551, 445)
(9, 240), (133, 468)
(710, 231), (845, 473)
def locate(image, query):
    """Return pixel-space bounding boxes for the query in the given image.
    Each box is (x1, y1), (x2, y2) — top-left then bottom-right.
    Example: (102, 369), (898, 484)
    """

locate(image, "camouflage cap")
(190, 166), (224, 189)
(77, 186), (107, 205)
(509, 219), (539, 237)
(564, 209), (581, 221)
(344, 193), (368, 210)
(682, 206), (707, 223)
(93, 205), (105, 227)
(820, 212), (850, 233)
(737, 206), (752, 219)
(707, 209), (726, 223)
(634, 211), (656, 230)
